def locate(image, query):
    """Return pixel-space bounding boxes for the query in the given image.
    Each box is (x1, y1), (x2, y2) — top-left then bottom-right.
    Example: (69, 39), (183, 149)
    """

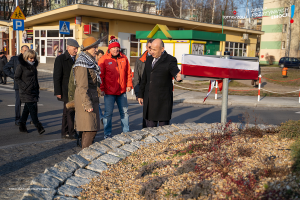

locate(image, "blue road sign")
(59, 21), (70, 35)
(13, 19), (24, 31)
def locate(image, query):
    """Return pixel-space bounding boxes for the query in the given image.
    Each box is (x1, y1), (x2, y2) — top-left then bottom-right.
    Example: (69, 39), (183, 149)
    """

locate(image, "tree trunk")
(211, 0), (215, 23)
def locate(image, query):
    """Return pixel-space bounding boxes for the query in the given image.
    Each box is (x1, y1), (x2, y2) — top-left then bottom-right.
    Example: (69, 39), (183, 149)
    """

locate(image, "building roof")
(6, 4), (264, 35)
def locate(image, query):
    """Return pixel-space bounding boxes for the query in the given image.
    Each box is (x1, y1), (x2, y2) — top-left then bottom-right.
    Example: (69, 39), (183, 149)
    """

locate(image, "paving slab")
(67, 154), (89, 168)
(21, 185), (56, 200)
(101, 138), (122, 148)
(57, 185), (83, 198)
(108, 148), (131, 159)
(122, 132), (143, 141)
(30, 174), (60, 189)
(78, 147), (103, 161)
(44, 167), (72, 183)
(98, 154), (121, 164)
(65, 176), (91, 187)
(162, 125), (178, 132)
(74, 168), (99, 179)
(130, 140), (145, 148)
(86, 159), (108, 173)
(144, 135), (159, 144)
(131, 130), (149, 137)
(154, 135), (168, 142)
(54, 160), (79, 174)
(120, 143), (139, 153)
(89, 142), (111, 153)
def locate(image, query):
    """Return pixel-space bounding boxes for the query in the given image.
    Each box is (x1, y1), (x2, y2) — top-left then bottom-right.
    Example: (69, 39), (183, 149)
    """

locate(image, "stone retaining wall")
(21, 123), (276, 200)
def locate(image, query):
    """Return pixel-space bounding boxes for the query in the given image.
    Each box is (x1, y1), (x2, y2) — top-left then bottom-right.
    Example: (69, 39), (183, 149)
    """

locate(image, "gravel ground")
(79, 127), (300, 199)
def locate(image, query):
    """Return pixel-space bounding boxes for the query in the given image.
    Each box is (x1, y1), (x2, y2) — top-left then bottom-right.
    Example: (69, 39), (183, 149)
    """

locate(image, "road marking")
(0, 84), (14, 88)
(8, 104), (44, 106)
(0, 87), (14, 92)
(129, 103), (140, 106)
(296, 112), (300, 114)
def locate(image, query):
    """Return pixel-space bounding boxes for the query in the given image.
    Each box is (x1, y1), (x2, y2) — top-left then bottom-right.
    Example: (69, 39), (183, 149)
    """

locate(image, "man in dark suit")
(138, 39), (182, 127)
(53, 39), (79, 139)
(3, 45), (29, 126)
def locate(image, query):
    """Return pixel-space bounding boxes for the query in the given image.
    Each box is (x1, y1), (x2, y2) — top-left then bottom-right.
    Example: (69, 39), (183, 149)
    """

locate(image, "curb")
(21, 122), (277, 200)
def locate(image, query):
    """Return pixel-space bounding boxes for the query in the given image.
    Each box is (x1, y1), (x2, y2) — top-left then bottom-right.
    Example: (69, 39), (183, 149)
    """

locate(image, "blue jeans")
(98, 104), (104, 120)
(103, 93), (129, 136)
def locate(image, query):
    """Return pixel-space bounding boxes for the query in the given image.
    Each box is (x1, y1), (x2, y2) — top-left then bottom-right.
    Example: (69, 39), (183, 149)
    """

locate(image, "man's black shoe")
(15, 121), (20, 126)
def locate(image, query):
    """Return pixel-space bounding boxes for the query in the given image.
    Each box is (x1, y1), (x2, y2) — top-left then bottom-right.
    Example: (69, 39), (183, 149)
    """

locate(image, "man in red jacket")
(98, 36), (133, 138)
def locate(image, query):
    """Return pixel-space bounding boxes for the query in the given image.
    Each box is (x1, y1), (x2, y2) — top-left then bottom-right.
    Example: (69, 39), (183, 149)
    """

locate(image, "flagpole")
(222, 10), (224, 34)
(16, 0), (19, 55)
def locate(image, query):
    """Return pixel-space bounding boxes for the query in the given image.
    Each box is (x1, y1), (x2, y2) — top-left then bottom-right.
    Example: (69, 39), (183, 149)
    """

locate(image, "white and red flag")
(181, 54), (259, 80)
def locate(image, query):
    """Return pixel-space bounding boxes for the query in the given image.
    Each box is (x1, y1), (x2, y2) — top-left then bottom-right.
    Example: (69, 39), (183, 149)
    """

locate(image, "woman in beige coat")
(73, 37), (101, 149)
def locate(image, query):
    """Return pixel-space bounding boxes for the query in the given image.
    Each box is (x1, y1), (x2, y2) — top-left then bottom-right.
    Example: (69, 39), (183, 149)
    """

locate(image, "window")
(225, 42), (247, 56)
(47, 30), (59, 37)
(130, 34), (141, 67)
(60, 30), (73, 37)
(282, 41), (285, 49)
(35, 30), (39, 37)
(55, 0), (61, 4)
(90, 23), (99, 32)
(283, 24), (287, 33)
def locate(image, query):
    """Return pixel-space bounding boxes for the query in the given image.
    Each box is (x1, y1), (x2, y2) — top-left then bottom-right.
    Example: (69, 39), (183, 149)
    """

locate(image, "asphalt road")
(0, 84), (299, 147)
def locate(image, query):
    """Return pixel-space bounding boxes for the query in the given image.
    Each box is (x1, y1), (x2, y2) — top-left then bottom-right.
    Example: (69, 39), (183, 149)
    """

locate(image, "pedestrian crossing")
(0, 84), (14, 92)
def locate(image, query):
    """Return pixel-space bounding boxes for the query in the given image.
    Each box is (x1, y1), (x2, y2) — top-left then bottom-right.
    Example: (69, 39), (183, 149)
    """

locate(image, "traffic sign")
(13, 19), (24, 31)
(59, 21), (70, 35)
(11, 6), (26, 20)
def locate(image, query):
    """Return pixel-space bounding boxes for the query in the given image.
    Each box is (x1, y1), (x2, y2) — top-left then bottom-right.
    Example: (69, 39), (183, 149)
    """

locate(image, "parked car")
(278, 57), (300, 68)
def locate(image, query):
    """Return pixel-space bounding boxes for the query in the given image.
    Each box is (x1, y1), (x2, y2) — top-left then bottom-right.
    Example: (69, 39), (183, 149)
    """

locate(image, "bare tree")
(165, 0), (183, 18)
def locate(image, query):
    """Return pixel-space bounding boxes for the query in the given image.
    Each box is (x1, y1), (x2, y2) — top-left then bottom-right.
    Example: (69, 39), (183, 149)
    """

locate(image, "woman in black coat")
(14, 49), (45, 134)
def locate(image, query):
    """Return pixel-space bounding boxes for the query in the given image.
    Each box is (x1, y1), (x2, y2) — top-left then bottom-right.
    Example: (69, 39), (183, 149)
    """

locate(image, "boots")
(81, 131), (96, 149)
(19, 122), (28, 133)
(36, 122), (45, 135)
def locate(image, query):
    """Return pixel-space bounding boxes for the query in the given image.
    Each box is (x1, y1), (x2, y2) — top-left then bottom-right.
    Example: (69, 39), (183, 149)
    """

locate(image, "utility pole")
(286, 0), (294, 57)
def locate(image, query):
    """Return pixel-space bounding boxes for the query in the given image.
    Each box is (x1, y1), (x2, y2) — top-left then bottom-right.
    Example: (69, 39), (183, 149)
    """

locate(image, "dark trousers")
(15, 90), (21, 122)
(62, 102), (75, 136)
(142, 118), (147, 128)
(20, 102), (39, 126)
(146, 119), (169, 128)
(0, 70), (6, 84)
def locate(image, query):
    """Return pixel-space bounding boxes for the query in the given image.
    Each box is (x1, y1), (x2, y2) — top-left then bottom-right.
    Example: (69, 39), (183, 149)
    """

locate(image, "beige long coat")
(74, 63), (100, 132)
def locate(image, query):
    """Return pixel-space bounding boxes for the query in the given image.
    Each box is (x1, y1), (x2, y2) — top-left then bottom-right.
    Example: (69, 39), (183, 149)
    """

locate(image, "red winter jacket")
(98, 51), (133, 95)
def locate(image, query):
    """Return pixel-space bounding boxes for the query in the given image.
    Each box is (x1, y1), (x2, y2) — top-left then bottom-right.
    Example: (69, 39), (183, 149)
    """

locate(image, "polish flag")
(181, 54), (259, 80)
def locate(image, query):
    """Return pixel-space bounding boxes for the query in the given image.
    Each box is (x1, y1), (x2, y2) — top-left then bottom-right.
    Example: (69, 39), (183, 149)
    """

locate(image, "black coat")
(53, 51), (75, 102)
(138, 52), (180, 121)
(14, 54), (39, 103)
(3, 55), (20, 89)
(0, 55), (7, 71)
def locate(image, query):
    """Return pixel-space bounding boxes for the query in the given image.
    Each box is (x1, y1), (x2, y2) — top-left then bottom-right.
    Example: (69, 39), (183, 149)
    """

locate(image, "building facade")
(260, 0), (300, 65)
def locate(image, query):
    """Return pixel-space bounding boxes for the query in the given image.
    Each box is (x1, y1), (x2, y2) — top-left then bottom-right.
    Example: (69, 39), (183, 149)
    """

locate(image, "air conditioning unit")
(243, 33), (249, 40)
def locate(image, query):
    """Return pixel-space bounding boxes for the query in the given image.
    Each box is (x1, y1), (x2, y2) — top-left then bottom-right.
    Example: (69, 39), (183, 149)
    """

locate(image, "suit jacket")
(53, 51), (74, 102)
(133, 50), (148, 96)
(3, 55), (20, 90)
(138, 51), (180, 121)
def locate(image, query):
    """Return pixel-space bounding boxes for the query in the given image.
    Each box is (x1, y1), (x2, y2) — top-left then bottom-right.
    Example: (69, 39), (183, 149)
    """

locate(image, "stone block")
(154, 135), (167, 142)
(178, 130), (196, 135)
(21, 185), (56, 200)
(78, 147), (103, 161)
(67, 154), (89, 168)
(57, 185), (83, 197)
(112, 135), (132, 144)
(162, 125), (178, 132)
(164, 133), (174, 138)
(130, 141), (145, 148)
(147, 128), (161, 136)
(131, 130), (149, 137)
(54, 160), (79, 174)
(44, 167), (71, 183)
(120, 144), (139, 153)
(101, 138), (122, 148)
(144, 136), (159, 144)
(53, 196), (79, 200)
(65, 176), (91, 187)
(74, 168), (99, 179)
(86, 159), (108, 173)
(30, 174), (60, 189)
(172, 124), (190, 130)
(98, 154), (121, 164)
(108, 147), (131, 159)
(89, 142), (111, 153)
(125, 132), (143, 141)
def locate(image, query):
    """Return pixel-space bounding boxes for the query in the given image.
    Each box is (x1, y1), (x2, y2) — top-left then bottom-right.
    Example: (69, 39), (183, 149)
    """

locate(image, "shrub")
(279, 120), (300, 139)
(291, 139), (300, 172)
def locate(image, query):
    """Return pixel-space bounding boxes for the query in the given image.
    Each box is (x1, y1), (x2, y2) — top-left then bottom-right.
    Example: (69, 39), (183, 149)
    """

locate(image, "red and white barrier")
(258, 74), (261, 102)
(215, 80), (218, 100)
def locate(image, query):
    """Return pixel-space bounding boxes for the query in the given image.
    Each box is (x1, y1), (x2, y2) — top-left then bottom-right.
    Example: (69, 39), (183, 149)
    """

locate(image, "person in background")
(53, 39), (79, 139)
(138, 39), (182, 127)
(14, 49), (45, 134)
(73, 37), (101, 149)
(58, 50), (63, 56)
(133, 39), (153, 128)
(98, 36), (133, 138)
(3, 45), (29, 126)
(95, 49), (105, 124)
(0, 51), (8, 84)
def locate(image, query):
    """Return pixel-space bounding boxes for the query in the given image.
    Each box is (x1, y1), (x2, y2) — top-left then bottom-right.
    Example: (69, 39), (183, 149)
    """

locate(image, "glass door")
(40, 39), (46, 63)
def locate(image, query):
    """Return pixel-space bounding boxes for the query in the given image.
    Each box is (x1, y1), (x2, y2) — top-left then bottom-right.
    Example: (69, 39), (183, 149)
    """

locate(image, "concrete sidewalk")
(38, 63), (300, 108)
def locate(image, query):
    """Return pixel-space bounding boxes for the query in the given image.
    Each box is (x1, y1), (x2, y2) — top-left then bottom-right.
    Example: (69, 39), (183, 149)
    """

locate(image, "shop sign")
(84, 25), (91, 34)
